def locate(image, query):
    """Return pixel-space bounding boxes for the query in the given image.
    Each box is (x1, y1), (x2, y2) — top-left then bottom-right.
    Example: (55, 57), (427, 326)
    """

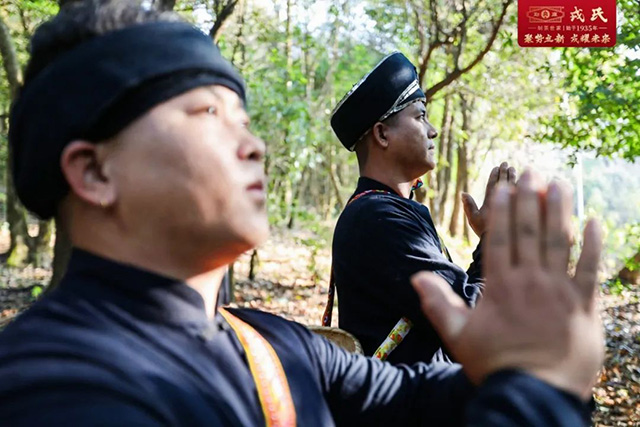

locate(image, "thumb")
(462, 193), (479, 217)
(412, 272), (470, 346)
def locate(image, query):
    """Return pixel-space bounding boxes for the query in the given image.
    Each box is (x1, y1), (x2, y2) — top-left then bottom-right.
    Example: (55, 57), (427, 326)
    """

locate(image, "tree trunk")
(5, 181), (29, 266)
(0, 16), (31, 266)
(248, 249), (259, 281)
(227, 263), (235, 302)
(440, 115), (455, 223)
(451, 95), (470, 239)
(48, 218), (72, 292)
(437, 100), (455, 224)
(283, 176), (293, 225)
(287, 166), (308, 229)
(449, 145), (463, 237)
(28, 220), (53, 268)
(328, 148), (344, 211)
(462, 176), (470, 242)
(229, 0), (245, 67)
(0, 18), (21, 95)
(434, 95), (451, 222)
(460, 96), (472, 243)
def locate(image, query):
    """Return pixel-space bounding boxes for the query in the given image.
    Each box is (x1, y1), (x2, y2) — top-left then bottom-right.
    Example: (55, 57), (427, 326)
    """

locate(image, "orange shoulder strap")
(219, 308), (296, 427)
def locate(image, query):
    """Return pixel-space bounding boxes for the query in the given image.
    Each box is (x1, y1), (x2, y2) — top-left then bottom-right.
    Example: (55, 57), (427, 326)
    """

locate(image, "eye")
(206, 106), (217, 115)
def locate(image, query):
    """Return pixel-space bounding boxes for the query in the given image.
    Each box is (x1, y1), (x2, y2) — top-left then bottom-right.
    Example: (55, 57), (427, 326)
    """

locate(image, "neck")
(71, 214), (229, 319)
(360, 167), (414, 199)
(185, 268), (226, 318)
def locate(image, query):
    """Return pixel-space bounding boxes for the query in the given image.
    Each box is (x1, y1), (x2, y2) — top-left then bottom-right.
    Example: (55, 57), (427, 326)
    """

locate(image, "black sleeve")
(363, 205), (482, 331)
(467, 370), (592, 426)
(0, 390), (165, 426)
(0, 355), (177, 426)
(306, 328), (476, 427)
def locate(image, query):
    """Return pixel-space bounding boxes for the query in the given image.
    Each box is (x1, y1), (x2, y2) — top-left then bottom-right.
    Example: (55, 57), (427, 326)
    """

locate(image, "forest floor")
(0, 228), (638, 425)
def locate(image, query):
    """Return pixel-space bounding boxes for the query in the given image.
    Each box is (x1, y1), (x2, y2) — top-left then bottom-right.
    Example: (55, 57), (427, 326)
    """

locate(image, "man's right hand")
(462, 161), (516, 237)
(411, 170), (604, 400)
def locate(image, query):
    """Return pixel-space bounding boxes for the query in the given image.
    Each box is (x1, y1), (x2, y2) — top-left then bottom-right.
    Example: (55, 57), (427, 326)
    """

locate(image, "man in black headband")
(0, 2), (601, 425)
(327, 53), (515, 365)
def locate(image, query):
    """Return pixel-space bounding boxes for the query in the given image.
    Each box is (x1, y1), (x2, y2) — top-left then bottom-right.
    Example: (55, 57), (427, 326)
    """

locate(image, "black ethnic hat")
(330, 52), (426, 151)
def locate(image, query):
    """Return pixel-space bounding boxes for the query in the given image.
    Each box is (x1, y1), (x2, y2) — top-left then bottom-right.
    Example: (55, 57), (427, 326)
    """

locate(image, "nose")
(426, 121), (438, 139)
(239, 131), (266, 162)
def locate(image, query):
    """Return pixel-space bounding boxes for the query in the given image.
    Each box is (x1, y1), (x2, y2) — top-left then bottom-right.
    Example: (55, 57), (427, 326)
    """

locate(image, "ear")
(60, 141), (116, 209)
(371, 122), (390, 149)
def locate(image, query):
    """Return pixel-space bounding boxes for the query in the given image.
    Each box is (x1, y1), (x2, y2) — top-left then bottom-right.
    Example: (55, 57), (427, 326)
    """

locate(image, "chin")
(417, 160), (436, 176)
(251, 221), (271, 247)
(239, 214), (270, 249)
(425, 155), (436, 171)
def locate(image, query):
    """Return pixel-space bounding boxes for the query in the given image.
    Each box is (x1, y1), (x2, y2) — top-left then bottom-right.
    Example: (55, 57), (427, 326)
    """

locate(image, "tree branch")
(210, 0), (239, 41)
(407, 0), (425, 58)
(424, 0), (512, 99)
(0, 16), (22, 98)
(418, 39), (448, 86)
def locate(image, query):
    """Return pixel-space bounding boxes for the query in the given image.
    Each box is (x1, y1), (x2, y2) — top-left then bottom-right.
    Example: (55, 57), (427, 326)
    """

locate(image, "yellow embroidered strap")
(373, 317), (413, 361)
(219, 308), (296, 427)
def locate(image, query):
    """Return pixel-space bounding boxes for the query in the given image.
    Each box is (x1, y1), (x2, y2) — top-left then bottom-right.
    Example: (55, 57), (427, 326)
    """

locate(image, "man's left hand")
(463, 161), (516, 237)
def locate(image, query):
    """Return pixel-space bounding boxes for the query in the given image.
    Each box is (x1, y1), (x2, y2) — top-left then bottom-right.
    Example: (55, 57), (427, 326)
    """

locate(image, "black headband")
(9, 21), (245, 219)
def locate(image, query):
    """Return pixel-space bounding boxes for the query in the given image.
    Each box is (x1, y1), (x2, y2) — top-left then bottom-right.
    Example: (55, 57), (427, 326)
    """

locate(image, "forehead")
(392, 100), (426, 119)
(164, 85), (245, 110)
(406, 100), (426, 111)
(210, 85), (245, 109)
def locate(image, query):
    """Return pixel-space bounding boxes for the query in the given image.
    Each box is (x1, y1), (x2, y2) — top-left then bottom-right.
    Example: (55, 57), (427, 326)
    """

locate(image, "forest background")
(0, 0), (639, 424)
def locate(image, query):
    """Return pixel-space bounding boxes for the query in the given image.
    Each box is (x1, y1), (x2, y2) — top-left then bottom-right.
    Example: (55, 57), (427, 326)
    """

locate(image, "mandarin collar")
(61, 248), (213, 328)
(354, 176), (423, 202)
(354, 177), (402, 197)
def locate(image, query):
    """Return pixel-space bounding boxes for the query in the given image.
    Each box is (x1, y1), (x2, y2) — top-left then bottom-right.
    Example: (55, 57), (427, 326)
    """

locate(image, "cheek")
(114, 123), (237, 217)
(404, 124), (427, 150)
(182, 124), (240, 193)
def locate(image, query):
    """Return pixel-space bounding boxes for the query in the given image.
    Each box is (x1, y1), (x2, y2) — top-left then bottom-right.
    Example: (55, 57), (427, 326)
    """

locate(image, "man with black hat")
(326, 52), (515, 365)
(0, 2), (600, 425)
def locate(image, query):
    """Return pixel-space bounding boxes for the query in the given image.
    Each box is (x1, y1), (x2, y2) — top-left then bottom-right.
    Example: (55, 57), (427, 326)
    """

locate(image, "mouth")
(247, 179), (267, 202)
(247, 180), (264, 191)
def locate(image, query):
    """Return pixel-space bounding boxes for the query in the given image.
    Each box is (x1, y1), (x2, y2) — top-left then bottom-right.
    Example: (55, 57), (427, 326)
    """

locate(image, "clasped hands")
(413, 170), (604, 401)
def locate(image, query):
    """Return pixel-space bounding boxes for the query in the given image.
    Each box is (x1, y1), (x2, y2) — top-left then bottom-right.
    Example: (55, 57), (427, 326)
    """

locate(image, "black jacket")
(333, 177), (483, 364)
